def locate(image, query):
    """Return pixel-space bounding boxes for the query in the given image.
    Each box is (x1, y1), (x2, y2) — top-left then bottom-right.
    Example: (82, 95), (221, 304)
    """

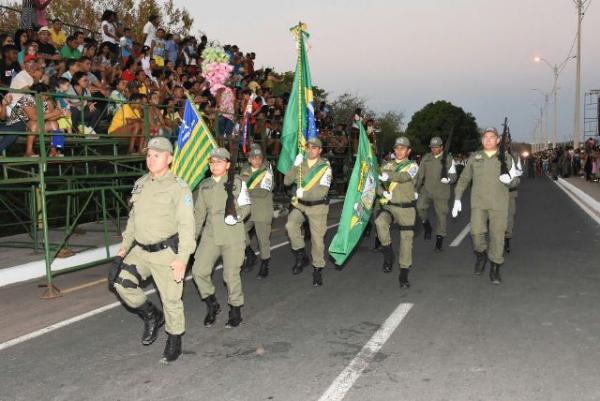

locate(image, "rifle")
(224, 146), (238, 221)
(440, 126), (454, 179)
(498, 117), (510, 175)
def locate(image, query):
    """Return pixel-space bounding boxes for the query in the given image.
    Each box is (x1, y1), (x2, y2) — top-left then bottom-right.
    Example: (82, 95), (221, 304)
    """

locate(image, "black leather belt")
(388, 201), (416, 208)
(509, 188), (518, 192)
(297, 198), (329, 206)
(135, 233), (179, 253)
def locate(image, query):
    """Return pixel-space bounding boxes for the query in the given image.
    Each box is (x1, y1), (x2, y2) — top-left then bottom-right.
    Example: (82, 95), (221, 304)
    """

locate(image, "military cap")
(248, 146), (263, 158)
(394, 136), (411, 148)
(210, 147), (231, 160)
(147, 136), (173, 153)
(482, 127), (499, 136)
(429, 137), (443, 147)
(306, 137), (322, 148)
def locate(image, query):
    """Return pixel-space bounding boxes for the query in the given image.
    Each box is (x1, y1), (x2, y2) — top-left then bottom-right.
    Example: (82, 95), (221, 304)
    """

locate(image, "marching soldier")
(284, 137), (332, 286)
(375, 136), (419, 288)
(192, 147), (251, 328)
(111, 136), (195, 363)
(452, 127), (520, 284)
(505, 154), (523, 253)
(415, 136), (457, 251)
(240, 145), (274, 278)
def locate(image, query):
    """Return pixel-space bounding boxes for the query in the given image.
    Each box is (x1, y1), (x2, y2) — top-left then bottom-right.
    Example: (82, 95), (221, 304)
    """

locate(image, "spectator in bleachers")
(49, 18), (66, 49)
(142, 14), (158, 57)
(60, 36), (82, 60)
(108, 92), (145, 154)
(0, 45), (21, 87)
(66, 71), (99, 135)
(14, 29), (28, 52)
(17, 41), (38, 65)
(100, 10), (119, 63)
(119, 28), (133, 65)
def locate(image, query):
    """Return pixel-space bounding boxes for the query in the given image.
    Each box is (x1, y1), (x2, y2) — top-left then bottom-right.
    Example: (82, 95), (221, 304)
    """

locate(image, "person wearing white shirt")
(142, 15), (158, 56)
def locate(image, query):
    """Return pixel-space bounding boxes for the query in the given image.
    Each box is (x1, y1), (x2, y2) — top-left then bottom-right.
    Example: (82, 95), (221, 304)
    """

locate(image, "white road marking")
(317, 303), (414, 401)
(554, 179), (600, 225)
(0, 223), (340, 352)
(449, 223), (471, 247)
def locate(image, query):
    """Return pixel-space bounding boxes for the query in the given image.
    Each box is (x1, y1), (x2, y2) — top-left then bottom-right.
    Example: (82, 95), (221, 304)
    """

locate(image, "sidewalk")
(555, 176), (600, 224)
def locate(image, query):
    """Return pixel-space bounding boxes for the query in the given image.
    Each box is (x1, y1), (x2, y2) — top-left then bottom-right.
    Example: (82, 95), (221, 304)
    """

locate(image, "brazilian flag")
(276, 22), (317, 175)
(328, 122), (379, 265)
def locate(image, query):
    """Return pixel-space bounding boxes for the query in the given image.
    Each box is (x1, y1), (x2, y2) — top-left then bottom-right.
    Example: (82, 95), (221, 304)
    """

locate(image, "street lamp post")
(534, 56), (574, 148)
(532, 89), (550, 150)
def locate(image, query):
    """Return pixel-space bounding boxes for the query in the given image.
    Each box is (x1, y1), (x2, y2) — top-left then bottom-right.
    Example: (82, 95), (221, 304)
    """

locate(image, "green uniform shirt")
(378, 158), (419, 203)
(284, 157), (332, 201)
(240, 163), (274, 223)
(415, 152), (457, 200)
(121, 170), (196, 265)
(194, 175), (252, 245)
(454, 151), (520, 212)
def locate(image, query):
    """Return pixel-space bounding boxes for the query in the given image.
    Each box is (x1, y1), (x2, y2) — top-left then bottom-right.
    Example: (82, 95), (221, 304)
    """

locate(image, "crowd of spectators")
(0, 8), (361, 162)
(527, 137), (600, 182)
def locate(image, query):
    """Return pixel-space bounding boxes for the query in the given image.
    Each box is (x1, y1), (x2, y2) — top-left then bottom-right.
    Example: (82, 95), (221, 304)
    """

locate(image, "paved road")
(1, 177), (600, 401)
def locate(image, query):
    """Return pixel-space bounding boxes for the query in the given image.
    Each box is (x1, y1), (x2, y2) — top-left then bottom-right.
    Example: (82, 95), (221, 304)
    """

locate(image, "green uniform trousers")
(470, 208), (508, 265)
(505, 192), (517, 239)
(416, 193), (449, 237)
(375, 205), (415, 269)
(115, 246), (185, 335)
(285, 205), (329, 268)
(245, 221), (272, 259)
(191, 235), (245, 307)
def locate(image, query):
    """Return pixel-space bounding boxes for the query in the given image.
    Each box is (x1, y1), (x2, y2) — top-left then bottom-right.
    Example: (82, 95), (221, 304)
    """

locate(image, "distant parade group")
(108, 125), (522, 363)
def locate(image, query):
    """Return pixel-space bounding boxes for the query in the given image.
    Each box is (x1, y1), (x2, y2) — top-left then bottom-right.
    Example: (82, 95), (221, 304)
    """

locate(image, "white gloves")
(224, 215), (238, 226)
(382, 191), (392, 201)
(499, 174), (512, 185)
(440, 177), (451, 184)
(293, 153), (304, 167)
(378, 173), (389, 182)
(451, 200), (462, 218)
(414, 192), (419, 200)
(296, 187), (304, 199)
(448, 160), (457, 174)
(509, 161), (523, 178)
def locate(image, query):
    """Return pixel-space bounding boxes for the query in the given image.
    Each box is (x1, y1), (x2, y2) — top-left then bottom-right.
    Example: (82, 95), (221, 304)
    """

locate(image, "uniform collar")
(150, 169), (173, 182)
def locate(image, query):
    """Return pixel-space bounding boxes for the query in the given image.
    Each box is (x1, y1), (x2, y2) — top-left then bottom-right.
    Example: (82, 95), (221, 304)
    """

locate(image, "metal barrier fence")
(0, 86), (354, 297)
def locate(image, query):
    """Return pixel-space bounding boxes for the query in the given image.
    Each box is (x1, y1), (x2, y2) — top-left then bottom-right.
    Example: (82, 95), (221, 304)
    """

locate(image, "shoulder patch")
(407, 163), (419, 178)
(183, 193), (193, 207)
(131, 174), (148, 194)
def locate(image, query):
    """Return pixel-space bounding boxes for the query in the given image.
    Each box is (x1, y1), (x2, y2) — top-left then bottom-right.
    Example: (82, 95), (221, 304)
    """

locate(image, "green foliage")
(405, 100), (480, 155)
(328, 92), (374, 128)
(376, 111), (404, 154)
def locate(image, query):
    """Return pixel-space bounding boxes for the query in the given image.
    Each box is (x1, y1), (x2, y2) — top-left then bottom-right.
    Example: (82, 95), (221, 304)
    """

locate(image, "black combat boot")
(137, 301), (164, 346)
(256, 258), (270, 279)
(504, 238), (511, 253)
(489, 262), (502, 284)
(381, 244), (393, 273)
(399, 268), (410, 288)
(242, 246), (257, 272)
(292, 248), (309, 275)
(225, 305), (242, 328)
(312, 267), (323, 286)
(162, 333), (182, 362)
(474, 251), (488, 276)
(203, 294), (221, 327)
(423, 220), (432, 240)
(435, 235), (444, 252)
(373, 236), (381, 251)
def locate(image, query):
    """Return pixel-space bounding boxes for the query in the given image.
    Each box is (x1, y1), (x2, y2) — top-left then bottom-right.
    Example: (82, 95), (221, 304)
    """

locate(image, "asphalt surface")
(1, 177), (600, 401)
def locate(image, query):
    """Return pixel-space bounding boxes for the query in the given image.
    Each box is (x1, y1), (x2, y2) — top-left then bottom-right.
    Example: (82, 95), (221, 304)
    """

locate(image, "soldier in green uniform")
(375, 137), (419, 288)
(112, 136), (195, 363)
(415, 136), (457, 252)
(505, 154), (523, 253)
(452, 127), (520, 284)
(240, 145), (274, 278)
(192, 147), (251, 328)
(284, 137), (332, 287)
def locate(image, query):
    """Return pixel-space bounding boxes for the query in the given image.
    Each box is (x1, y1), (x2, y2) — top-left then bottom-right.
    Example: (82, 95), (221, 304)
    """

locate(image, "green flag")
(277, 22), (317, 175)
(328, 122), (379, 265)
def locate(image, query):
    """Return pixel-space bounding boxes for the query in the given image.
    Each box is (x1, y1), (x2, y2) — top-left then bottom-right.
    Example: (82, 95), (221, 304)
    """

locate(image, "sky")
(176, 0), (599, 143)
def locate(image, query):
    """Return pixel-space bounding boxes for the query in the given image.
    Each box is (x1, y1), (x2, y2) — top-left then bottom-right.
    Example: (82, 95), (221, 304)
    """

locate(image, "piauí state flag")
(276, 23), (317, 175)
(171, 99), (217, 190)
(328, 122), (379, 265)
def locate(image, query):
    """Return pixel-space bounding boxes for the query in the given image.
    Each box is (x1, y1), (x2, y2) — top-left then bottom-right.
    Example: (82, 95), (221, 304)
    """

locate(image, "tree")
(405, 100), (480, 156)
(376, 111), (404, 156)
(328, 92), (375, 128)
